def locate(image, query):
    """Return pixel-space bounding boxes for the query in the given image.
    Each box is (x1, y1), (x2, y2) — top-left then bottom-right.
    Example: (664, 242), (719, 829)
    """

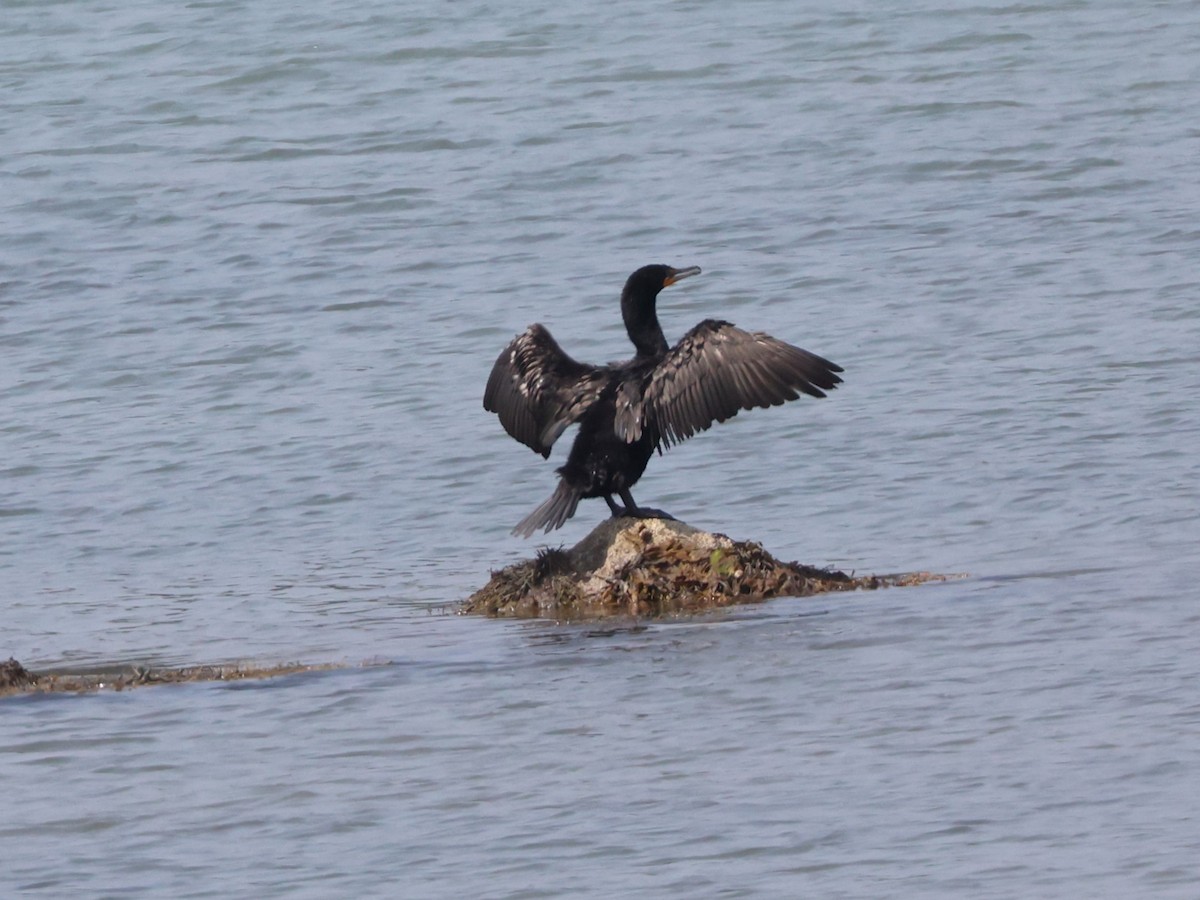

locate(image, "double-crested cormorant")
(484, 264), (843, 537)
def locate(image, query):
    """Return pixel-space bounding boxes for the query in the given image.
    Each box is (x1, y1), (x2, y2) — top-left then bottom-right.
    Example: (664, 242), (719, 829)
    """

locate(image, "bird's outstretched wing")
(484, 324), (608, 458)
(632, 319), (843, 450)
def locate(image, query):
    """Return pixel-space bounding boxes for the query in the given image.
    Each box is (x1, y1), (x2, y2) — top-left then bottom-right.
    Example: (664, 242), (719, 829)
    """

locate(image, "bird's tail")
(512, 481), (581, 538)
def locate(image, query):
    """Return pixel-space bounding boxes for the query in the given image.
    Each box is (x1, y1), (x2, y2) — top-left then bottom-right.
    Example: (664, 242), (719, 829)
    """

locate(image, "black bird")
(484, 264), (843, 537)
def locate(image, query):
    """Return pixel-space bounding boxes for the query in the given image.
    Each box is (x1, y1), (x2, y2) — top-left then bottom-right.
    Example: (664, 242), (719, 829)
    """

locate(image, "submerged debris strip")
(1, 658), (340, 699)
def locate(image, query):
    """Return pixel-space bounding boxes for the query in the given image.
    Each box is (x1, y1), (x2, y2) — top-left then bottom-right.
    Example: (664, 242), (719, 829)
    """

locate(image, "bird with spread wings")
(484, 264), (843, 537)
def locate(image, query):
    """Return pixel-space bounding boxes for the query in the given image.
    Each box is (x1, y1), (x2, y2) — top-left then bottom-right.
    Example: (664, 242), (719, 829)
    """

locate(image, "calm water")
(4, 0), (1200, 895)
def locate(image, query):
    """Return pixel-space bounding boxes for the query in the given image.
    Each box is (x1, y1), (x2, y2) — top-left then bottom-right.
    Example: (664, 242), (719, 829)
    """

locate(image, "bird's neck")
(622, 292), (669, 358)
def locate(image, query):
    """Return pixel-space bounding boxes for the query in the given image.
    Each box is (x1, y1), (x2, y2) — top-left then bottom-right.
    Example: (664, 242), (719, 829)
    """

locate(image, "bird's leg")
(617, 488), (676, 522)
(604, 494), (625, 517)
(617, 488), (641, 516)
(603, 491), (640, 518)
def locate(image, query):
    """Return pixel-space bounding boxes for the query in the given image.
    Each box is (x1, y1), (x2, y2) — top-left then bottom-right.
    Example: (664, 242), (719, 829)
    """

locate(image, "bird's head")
(622, 264), (702, 302)
(620, 264), (702, 357)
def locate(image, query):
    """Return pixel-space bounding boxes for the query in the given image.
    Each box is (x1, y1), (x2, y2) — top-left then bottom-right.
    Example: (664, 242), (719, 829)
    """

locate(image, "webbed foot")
(612, 506), (676, 522)
(604, 491), (675, 522)
(600, 494), (676, 520)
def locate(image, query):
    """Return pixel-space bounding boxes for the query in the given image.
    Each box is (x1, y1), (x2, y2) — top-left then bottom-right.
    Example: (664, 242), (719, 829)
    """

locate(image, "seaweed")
(463, 518), (952, 619)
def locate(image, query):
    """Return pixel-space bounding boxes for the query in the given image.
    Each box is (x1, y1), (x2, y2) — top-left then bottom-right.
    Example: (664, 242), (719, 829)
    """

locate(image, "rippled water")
(4, 1), (1200, 896)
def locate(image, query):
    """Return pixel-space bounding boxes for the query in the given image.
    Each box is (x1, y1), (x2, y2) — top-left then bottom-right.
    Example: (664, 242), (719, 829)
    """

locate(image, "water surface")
(3, 1), (1200, 896)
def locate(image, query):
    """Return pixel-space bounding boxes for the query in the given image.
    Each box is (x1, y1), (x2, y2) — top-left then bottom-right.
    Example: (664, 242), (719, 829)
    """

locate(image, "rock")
(0, 657), (38, 690)
(463, 517), (950, 619)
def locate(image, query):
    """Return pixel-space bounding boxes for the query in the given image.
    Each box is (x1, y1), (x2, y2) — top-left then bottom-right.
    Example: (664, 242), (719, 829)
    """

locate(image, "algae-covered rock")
(464, 518), (949, 619)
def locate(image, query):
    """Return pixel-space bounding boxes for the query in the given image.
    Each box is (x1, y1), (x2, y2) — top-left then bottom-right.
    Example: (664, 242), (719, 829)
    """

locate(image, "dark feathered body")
(559, 363), (657, 497)
(484, 264), (843, 537)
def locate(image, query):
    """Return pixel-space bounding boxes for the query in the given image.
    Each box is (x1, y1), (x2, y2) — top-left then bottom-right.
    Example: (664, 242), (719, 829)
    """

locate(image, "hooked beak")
(664, 265), (702, 287)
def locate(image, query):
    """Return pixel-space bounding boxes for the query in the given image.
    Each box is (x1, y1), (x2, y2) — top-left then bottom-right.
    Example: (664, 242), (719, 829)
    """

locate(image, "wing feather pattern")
(641, 319), (843, 450)
(483, 324), (607, 458)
